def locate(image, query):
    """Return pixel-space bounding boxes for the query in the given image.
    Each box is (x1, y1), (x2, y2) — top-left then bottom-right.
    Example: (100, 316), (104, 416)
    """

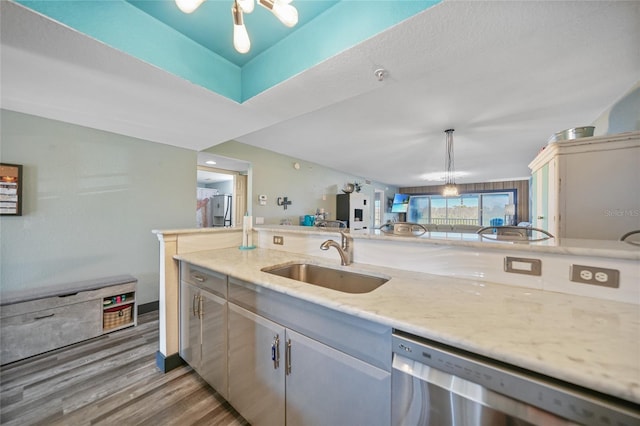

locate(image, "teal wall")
(17, 0), (440, 102)
(205, 141), (398, 225)
(0, 110), (196, 304)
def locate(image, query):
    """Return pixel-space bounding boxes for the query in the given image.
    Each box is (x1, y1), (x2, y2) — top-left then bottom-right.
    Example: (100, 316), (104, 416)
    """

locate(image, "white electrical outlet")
(570, 265), (619, 288)
(595, 272), (609, 283)
(579, 270), (593, 280)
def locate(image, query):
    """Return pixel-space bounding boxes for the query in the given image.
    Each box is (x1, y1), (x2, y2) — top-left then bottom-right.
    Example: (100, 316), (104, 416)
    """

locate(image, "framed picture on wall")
(0, 163), (23, 216)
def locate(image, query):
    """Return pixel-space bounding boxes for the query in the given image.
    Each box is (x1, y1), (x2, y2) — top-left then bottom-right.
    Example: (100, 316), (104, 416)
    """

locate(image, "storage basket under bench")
(0, 275), (137, 365)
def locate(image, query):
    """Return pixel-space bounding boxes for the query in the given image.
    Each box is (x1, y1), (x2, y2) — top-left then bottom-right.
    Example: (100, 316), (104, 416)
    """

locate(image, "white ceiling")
(197, 169), (234, 185)
(1, 1), (639, 187)
(196, 151), (247, 185)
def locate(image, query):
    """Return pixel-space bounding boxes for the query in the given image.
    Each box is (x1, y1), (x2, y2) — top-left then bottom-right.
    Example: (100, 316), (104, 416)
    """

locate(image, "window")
(407, 196), (430, 223)
(406, 191), (515, 226)
(480, 193), (511, 226)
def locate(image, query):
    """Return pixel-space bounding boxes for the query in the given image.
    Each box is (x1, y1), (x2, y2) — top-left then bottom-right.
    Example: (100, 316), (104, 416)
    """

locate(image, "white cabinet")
(336, 193), (370, 230)
(529, 131), (640, 240)
(530, 154), (558, 234)
(179, 264), (228, 399)
(227, 277), (391, 426)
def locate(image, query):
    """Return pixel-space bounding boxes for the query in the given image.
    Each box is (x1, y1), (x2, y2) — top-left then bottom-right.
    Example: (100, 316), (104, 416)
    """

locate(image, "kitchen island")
(155, 225), (639, 412)
(175, 246), (639, 407)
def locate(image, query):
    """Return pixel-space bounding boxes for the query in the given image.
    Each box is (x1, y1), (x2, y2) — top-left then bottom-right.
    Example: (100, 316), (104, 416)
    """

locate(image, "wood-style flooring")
(0, 311), (249, 426)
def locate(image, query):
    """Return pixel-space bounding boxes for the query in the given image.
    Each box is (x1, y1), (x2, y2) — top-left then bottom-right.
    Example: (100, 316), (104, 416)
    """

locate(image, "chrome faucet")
(320, 231), (353, 266)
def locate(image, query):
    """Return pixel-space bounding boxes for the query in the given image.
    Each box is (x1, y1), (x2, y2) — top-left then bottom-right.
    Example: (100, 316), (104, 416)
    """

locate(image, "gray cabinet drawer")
(1, 299), (102, 364)
(1, 282), (136, 318)
(181, 263), (227, 298)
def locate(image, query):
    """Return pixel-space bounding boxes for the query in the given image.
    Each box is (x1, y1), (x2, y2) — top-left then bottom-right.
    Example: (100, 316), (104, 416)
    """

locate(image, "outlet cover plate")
(504, 256), (542, 276)
(570, 264), (619, 288)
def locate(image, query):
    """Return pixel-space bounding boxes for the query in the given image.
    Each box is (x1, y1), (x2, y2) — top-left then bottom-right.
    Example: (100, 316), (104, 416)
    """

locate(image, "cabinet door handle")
(198, 295), (203, 319)
(271, 334), (280, 369)
(285, 339), (292, 375)
(34, 313), (55, 320)
(192, 274), (205, 282)
(192, 294), (198, 318)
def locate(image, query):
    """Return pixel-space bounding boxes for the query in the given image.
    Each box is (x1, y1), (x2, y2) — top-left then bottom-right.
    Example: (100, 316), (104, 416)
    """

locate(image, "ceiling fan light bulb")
(234, 29), (250, 53)
(271, 0), (298, 27)
(232, 2), (251, 53)
(237, 0), (254, 13)
(233, 23), (251, 53)
(175, 0), (204, 14)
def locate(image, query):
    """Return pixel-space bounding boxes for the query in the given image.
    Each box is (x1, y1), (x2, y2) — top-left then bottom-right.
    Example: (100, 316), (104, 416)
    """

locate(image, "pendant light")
(442, 129), (459, 197)
(175, 0), (298, 54)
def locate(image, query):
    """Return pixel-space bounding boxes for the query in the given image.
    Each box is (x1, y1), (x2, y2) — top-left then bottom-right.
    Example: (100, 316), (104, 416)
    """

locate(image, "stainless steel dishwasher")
(391, 332), (640, 426)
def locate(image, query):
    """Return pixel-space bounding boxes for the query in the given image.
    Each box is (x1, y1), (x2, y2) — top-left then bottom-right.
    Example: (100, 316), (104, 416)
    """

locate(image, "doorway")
(374, 189), (385, 228)
(197, 153), (250, 228)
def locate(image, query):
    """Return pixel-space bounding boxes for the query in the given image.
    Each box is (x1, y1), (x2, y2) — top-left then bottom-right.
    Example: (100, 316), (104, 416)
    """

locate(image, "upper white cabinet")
(529, 131), (640, 240)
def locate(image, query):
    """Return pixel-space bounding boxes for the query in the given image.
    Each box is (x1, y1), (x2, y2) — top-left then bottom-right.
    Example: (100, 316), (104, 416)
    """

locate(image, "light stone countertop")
(175, 247), (640, 405)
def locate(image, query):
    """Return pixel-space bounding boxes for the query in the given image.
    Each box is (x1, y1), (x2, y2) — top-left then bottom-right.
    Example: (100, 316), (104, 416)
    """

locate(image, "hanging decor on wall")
(0, 163), (23, 216)
(442, 129), (459, 197)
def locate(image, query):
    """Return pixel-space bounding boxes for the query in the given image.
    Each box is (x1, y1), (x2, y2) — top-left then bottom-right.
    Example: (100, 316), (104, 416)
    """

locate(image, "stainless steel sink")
(261, 263), (389, 294)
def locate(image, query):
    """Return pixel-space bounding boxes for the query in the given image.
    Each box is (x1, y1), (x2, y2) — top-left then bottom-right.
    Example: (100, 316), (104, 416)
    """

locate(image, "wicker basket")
(103, 304), (133, 330)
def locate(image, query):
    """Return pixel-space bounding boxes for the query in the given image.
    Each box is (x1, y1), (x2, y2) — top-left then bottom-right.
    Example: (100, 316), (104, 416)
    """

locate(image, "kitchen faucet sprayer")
(320, 231), (353, 266)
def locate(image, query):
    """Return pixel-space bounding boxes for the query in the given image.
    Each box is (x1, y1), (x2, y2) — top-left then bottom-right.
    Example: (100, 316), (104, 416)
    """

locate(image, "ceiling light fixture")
(232, 1), (251, 54)
(258, 0), (298, 28)
(175, 0), (205, 14)
(174, 0), (298, 54)
(442, 128), (459, 197)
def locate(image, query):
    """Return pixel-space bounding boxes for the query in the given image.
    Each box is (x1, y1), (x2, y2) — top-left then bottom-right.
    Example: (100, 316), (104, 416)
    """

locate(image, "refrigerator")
(212, 194), (232, 227)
